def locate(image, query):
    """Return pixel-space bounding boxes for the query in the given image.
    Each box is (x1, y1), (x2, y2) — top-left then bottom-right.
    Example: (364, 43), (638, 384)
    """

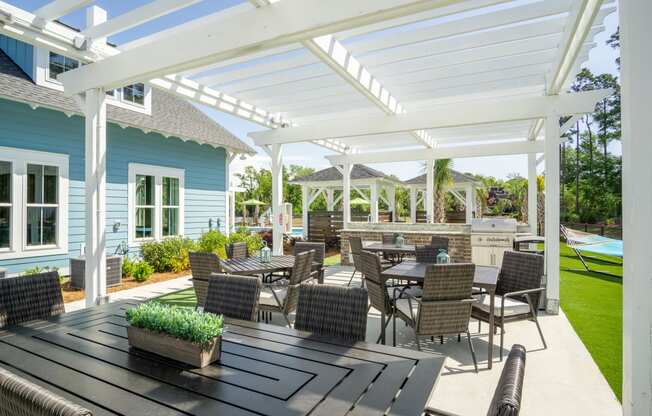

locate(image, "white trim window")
(128, 164), (184, 245)
(0, 147), (69, 260)
(47, 51), (79, 81)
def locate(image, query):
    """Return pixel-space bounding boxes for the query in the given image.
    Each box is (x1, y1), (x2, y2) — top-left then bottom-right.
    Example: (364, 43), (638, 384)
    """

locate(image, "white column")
(426, 160), (435, 223)
(528, 153), (538, 235)
(544, 114), (560, 314)
(386, 185), (396, 222)
(621, 2), (652, 413)
(326, 188), (335, 210)
(83, 89), (108, 307)
(301, 184), (309, 239)
(370, 181), (379, 223)
(270, 144), (284, 255)
(86, 6), (107, 46)
(465, 184), (474, 224)
(410, 186), (417, 223)
(342, 163), (352, 225)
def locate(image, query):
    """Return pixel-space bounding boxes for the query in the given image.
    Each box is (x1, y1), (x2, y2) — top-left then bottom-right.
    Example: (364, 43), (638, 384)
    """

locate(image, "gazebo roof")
(290, 164), (400, 184)
(403, 169), (480, 186)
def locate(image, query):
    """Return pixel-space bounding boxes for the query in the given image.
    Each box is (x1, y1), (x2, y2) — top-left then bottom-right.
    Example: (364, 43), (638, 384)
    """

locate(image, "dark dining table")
(363, 242), (417, 256)
(382, 262), (500, 369)
(220, 255), (298, 275)
(0, 300), (444, 416)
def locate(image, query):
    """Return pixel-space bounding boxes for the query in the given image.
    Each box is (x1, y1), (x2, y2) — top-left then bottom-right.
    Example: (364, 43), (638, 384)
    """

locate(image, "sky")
(11, 0), (620, 182)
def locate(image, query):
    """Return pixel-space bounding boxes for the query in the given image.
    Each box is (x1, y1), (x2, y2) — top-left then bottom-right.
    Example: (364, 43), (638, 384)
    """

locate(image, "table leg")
(487, 290), (495, 369)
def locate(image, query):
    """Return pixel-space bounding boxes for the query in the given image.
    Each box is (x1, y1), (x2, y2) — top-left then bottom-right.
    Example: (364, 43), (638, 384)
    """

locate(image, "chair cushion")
(259, 286), (287, 307)
(386, 286), (422, 300)
(394, 297), (419, 320)
(473, 294), (531, 317)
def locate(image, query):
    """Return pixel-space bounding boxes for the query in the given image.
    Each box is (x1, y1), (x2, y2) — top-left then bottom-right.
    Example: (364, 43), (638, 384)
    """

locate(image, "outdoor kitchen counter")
(340, 223), (473, 265)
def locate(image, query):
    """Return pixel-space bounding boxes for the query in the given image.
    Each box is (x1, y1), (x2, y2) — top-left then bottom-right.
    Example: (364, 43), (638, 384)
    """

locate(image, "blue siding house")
(0, 34), (252, 276)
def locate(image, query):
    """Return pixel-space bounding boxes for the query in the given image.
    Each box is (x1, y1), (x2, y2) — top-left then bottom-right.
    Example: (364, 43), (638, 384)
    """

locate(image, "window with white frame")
(129, 164), (184, 244)
(0, 147), (68, 260)
(48, 52), (79, 81)
(123, 83), (145, 106)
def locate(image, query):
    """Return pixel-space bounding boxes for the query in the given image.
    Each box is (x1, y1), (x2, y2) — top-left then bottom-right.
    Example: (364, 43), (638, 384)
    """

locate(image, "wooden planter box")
(127, 326), (221, 368)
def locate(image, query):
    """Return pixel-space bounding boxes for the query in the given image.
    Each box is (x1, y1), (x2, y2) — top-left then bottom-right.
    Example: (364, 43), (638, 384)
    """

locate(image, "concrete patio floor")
(70, 265), (621, 415)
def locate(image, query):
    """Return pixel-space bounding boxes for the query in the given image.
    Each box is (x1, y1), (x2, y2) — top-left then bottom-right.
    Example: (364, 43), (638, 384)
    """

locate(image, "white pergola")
(289, 165), (403, 238)
(8, 0), (649, 411)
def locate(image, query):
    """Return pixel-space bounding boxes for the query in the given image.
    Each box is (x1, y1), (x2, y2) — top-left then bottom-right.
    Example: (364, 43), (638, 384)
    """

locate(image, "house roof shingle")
(0, 49), (254, 154)
(291, 164), (400, 183)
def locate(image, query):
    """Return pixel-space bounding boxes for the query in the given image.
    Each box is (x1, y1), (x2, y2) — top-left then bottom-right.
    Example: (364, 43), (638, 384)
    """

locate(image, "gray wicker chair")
(359, 250), (399, 344)
(293, 242), (325, 284)
(294, 284), (368, 342)
(0, 366), (92, 416)
(415, 245), (439, 263)
(430, 236), (449, 253)
(472, 251), (546, 360)
(204, 274), (261, 321)
(0, 272), (64, 329)
(425, 344), (526, 416)
(381, 233), (398, 263)
(189, 252), (222, 308)
(259, 250), (315, 327)
(347, 236), (364, 287)
(393, 263), (478, 372)
(226, 242), (248, 260)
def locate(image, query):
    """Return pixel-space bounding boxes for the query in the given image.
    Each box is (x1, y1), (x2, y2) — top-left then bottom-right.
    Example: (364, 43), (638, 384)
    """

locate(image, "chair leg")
(532, 314), (548, 349)
(478, 319), (481, 333)
(347, 269), (357, 287)
(500, 323), (504, 361)
(377, 314), (392, 344)
(282, 312), (292, 328)
(392, 311), (397, 347)
(466, 331), (478, 373)
(414, 332), (421, 351)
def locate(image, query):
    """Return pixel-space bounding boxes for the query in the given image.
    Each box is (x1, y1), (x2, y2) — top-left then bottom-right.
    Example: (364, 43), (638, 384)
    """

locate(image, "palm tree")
(421, 159), (453, 222)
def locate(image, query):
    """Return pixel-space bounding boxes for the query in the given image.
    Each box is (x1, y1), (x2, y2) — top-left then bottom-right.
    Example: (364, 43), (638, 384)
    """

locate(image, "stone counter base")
(340, 230), (471, 266)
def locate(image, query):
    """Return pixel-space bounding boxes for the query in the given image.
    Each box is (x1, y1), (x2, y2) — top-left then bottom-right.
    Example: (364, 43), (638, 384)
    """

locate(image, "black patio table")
(221, 255), (313, 275)
(363, 242), (417, 256)
(382, 262), (500, 369)
(0, 300), (444, 416)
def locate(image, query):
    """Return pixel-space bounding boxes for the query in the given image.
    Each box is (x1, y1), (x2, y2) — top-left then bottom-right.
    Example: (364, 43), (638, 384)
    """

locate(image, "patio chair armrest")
(424, 407), (462, 416)
(262, 281), (289, 289)
(503, 287), (545, 300)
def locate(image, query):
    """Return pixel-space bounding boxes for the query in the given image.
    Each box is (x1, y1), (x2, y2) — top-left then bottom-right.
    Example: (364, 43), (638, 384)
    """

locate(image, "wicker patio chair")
(204, 274), (261, 321)
(425, 344), (526, 416)
(294, 283), (368, 342)
(294, 242), (326, 284)
(0, 272), (64, 329)
(415, 245), (439, 263)
(189, 252), (222, 308)
(226, 242), (248, 260)
(381, 233), (398, 263)
(430, 236), (449, 253)
(258, 250), (315, 327)
(0, 366), (92, 416)
(472, 250), (546, 360)
(347, 236), (364, 287)
(393, 263), (478, 372)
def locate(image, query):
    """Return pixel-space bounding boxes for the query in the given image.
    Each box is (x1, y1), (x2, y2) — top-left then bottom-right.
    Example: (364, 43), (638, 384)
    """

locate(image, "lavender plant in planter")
(126, 302), (224, 368)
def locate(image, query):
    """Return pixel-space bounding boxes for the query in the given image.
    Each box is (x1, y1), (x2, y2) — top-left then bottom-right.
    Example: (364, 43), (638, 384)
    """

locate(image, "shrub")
(140, 237), (196, 273)
(228, 231), (265, 255)
(132, 261), (154, 282)
(126, 302), (223, 349)
(23, 266), (59, 276)
(197, 230), (228, 259)
(122, 257), (136, 278)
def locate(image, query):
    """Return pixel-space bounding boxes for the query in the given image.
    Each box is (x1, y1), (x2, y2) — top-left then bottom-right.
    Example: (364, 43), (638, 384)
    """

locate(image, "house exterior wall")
(0, 98), (227, 275)
(0, 35), (33, 77)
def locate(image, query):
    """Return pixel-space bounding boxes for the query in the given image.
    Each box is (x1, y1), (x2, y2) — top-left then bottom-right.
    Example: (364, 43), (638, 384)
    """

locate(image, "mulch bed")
(61, 270), (190, 303)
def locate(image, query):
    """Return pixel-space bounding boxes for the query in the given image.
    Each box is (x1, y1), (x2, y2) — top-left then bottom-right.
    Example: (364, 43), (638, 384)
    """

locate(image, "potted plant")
(125, 302), (224, 368)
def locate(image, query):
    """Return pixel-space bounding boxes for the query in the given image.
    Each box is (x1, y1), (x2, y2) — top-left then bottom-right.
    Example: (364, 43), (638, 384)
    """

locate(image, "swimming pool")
(245, 226), (304, 238)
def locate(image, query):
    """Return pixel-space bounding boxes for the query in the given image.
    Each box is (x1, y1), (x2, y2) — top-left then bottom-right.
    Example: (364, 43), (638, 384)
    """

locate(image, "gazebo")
(403, 169), (481, 224)
(20, 0), (649, 408)
(290, 165), (402, 237)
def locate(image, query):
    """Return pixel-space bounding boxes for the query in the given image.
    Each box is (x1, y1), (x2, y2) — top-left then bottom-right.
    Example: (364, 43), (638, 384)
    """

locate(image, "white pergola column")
(621, 1), (652, 413)
(544, 114), (560, 314)
(386, 185), (396, 222)
(326, 188), (335, 211)
(528, 153), (538, 235)
(270, 143), (284, 255)
(409, 186), (417, 224)
(369, 181), (379, 223)
(342, 163), (352, 226)
(465, 184), (475, 224)
(301, 184), (309, 239)
(426, 160), (435, 223)
(83, 88), (108, 307)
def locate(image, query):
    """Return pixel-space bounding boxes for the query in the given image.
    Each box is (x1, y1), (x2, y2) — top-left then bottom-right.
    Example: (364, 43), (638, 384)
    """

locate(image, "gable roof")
(0, 49), (254, 154)
(404, 169), (480, 186)
(291, 164), (400, 184)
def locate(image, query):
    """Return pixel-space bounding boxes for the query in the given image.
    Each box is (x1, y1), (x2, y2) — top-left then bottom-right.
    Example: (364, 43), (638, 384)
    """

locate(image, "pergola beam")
(250, 90), (612, 145)
(34, 0), (92, 22)
(60, 0), (471, 95)
(327, 140), (544, 165)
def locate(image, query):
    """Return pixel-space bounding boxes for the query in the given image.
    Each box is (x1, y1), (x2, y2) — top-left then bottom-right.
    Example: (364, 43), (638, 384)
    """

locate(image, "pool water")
(246, 226), (304, 238)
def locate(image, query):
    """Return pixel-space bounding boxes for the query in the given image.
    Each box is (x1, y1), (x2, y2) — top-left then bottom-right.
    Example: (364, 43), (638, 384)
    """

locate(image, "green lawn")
(559, 243), (622, 400)
(156, 245), (622, 400)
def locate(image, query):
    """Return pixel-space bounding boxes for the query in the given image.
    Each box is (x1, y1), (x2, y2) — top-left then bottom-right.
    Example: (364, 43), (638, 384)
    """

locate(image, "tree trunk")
(575, 121), (580, 216)
(434, 189), (446, 223)
(602, 100), (609, 187)
(475, 195), (484, 219)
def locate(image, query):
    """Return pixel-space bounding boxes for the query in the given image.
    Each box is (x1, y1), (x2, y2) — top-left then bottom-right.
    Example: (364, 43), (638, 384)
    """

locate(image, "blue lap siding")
(0, 98), (227, 275)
